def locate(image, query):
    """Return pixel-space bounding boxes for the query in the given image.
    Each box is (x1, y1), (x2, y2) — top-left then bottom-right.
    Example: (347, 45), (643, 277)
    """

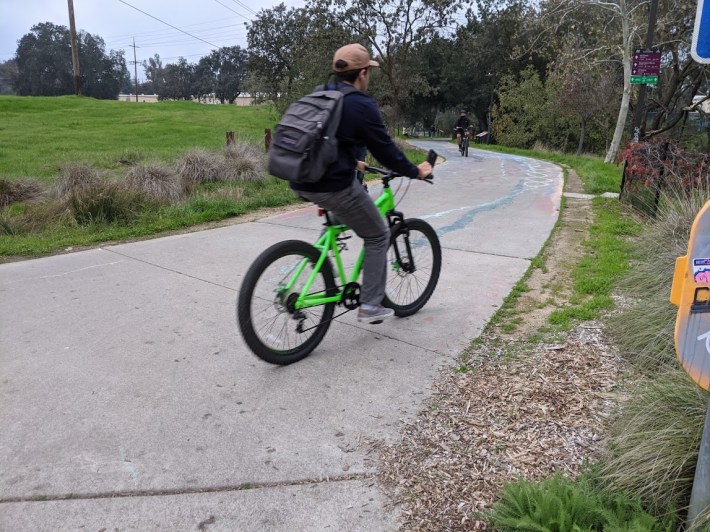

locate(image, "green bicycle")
(237, 151), (442, 365)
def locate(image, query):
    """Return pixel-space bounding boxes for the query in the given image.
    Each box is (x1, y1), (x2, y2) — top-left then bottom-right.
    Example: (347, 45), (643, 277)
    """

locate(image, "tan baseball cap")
(332, 44), (379, 72)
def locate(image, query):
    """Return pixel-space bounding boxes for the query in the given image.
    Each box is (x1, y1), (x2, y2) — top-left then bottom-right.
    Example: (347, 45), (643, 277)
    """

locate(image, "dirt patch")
(375, 168), (624, 530)
(501, 167), (593, 337)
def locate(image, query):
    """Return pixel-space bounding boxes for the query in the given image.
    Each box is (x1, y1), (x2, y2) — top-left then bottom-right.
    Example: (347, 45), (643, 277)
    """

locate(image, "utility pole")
(129, 38), (140, 102)
(630, 0), (659, 142)
(67, 0), (81, 95)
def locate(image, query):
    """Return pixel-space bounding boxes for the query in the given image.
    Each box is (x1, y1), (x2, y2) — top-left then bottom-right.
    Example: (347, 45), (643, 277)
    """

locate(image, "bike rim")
(248, 253), (330, 353)
(386, 228), (436, 306)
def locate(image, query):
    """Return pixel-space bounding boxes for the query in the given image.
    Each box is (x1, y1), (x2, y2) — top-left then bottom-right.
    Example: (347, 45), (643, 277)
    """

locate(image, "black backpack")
(268, 85), (355, 184)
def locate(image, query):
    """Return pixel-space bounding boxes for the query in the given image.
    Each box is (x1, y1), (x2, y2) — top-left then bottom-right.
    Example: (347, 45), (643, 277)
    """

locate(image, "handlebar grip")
(427, 149), (437, 167)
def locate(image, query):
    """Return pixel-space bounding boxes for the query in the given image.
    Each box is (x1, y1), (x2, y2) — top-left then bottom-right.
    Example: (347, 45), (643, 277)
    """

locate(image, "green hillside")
(0, 96), (277, 180)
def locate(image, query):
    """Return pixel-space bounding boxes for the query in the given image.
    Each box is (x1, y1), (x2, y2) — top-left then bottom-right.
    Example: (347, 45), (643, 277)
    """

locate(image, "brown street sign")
(632, 49), (662, 76)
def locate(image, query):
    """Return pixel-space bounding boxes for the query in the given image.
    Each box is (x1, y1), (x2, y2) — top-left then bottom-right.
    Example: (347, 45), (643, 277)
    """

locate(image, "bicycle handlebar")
(364, 149), (437, 185)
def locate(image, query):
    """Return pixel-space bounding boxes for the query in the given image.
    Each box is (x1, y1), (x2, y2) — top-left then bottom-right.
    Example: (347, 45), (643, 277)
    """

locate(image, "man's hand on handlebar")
(417, 162), (433, 179)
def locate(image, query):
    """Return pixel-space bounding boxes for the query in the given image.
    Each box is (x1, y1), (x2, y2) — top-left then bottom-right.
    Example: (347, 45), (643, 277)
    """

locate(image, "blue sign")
(693, 0), (710, 63)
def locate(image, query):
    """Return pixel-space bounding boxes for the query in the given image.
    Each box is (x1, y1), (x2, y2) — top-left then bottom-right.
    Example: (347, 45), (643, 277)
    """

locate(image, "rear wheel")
(383, 219), (441, 317)
(237, 240), (336, 365)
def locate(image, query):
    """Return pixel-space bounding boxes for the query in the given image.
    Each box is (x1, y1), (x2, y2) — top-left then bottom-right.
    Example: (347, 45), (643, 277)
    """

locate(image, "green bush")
(489, 474), (676, 531)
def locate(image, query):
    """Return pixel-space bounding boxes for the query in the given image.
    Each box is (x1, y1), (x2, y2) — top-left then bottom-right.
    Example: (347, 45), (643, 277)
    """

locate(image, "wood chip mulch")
(376, 323), (624, 531)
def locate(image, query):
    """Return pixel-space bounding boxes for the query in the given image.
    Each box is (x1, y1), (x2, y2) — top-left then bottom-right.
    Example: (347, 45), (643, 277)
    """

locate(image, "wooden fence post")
(226, 131), (234, 145)
(265, 128), (271, 152)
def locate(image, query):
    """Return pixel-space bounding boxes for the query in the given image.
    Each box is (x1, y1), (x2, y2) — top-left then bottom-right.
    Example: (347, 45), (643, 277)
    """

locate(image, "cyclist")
(290, 43), (432, 324)
(454, 110), (472, 148)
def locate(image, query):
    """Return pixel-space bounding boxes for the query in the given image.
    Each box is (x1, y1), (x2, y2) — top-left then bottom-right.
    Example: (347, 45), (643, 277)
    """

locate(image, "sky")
(0, 0), (306, 80)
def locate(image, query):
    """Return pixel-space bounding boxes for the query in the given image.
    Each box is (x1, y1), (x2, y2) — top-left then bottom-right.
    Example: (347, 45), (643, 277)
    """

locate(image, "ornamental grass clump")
(56, 163), (100, 198)
(125, 162), (183, 203)
(222, 141), (267, 182)
(68, 180), (147, 225)
(598, 368), (707, 516)
(176, 148), (222, 190)
(0, 178), (46, 207)
(608, 165), (710, 373)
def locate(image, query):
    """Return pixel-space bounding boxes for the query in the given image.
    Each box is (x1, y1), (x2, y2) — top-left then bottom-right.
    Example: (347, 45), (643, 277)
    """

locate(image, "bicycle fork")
(387, 211), (416, 274)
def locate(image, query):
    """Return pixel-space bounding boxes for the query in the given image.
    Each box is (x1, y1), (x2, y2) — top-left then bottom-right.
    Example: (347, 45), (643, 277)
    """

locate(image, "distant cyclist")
(454, 110), (472, 148)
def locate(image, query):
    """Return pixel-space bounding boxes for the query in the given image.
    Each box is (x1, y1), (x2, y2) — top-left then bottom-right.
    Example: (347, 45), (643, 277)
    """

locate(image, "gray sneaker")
(357, 305), (395, 324)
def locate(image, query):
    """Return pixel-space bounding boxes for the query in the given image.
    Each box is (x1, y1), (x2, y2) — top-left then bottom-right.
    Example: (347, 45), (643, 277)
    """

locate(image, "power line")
(116, 0), (220, 48)
(229, 0), (257, 16)
(212, 0), (250, 20)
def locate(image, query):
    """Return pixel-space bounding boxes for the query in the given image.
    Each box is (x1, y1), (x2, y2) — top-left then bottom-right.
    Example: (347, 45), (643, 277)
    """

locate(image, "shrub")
(598, 369), (707, 514)
(6, 199), (75, 234)
(125, 162), (182, 202)
(489, 473), (675, 531)
(55, 163), (100, 198)
(176, 148), (222, 189)
(69, 181), (147, 225)
(0, 178), (46, 206)
(221, 141), (266, 182)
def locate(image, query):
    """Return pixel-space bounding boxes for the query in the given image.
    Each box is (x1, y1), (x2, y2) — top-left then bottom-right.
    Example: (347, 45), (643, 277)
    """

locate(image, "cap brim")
(369, 60), (379, 67)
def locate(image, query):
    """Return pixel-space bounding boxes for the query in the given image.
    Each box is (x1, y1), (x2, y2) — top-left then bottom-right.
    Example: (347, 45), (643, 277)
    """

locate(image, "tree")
(0, 60), (18, 95)
(14, 22), (128, 99)
(643, 0), (710, 138)
(247, 4), (354, 107)
(308, 0), (459, 131)
(441, 0), (554, 131)
(195, 46), (248, 103)
(79, 33), (129, 99)
(160, 57), (195, 100)
(15, 22), (73, 96)
(550, 54), (621, 154)
(493, 66), (550, 148)
(142, 54), (165, 95)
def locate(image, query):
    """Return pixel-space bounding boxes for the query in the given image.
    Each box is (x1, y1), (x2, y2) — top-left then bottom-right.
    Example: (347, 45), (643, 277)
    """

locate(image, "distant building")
(118, 94), (256, 105)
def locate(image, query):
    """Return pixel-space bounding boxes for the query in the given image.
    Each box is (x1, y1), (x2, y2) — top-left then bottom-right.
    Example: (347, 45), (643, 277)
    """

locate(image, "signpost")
(671, 201), (710, 527)
(631, 49), (660, 85)
(693, 0), (710, 64)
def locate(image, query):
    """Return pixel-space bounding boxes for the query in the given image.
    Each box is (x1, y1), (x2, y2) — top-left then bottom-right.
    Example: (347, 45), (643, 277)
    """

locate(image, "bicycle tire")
(383, 219), (441, 317)
(465, 142), (469, 157)
(237, 240), (336, 365)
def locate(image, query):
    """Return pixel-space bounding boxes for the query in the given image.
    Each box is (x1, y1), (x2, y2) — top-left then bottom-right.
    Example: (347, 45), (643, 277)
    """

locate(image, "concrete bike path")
(0, 141), (563, 530)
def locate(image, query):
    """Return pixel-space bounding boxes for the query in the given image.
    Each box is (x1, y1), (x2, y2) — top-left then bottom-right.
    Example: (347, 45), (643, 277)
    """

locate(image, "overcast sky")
(1, 0), (306, 80)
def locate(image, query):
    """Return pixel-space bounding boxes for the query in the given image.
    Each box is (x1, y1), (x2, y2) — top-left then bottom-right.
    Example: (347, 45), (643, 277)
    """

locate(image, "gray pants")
(298, 179), (390, 307)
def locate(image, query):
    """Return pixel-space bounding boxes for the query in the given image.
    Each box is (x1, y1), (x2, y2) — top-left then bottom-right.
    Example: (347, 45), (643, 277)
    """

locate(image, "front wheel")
(237, 240), (336, 365)
(383, 219), (441, 317)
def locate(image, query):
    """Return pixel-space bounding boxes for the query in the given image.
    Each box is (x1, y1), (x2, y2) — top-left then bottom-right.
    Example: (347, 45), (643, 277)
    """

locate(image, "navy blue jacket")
(290, 82), (420, 193)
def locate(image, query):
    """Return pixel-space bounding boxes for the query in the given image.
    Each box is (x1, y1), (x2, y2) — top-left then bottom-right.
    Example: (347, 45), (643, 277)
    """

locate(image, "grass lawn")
(0, 95), (277, 179)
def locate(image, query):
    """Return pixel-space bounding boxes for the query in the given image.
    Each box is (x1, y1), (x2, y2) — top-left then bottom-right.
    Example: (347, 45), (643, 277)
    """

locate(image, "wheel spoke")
(237, 241), (336, 364)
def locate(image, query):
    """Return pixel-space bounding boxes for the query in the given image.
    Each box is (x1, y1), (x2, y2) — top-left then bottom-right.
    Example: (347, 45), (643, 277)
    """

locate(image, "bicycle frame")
(286, 182), (397, 311)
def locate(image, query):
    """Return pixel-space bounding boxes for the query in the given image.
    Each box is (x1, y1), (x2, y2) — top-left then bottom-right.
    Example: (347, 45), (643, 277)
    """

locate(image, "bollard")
(265, 128), (271, 152)
(226, 131), (234, 145)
